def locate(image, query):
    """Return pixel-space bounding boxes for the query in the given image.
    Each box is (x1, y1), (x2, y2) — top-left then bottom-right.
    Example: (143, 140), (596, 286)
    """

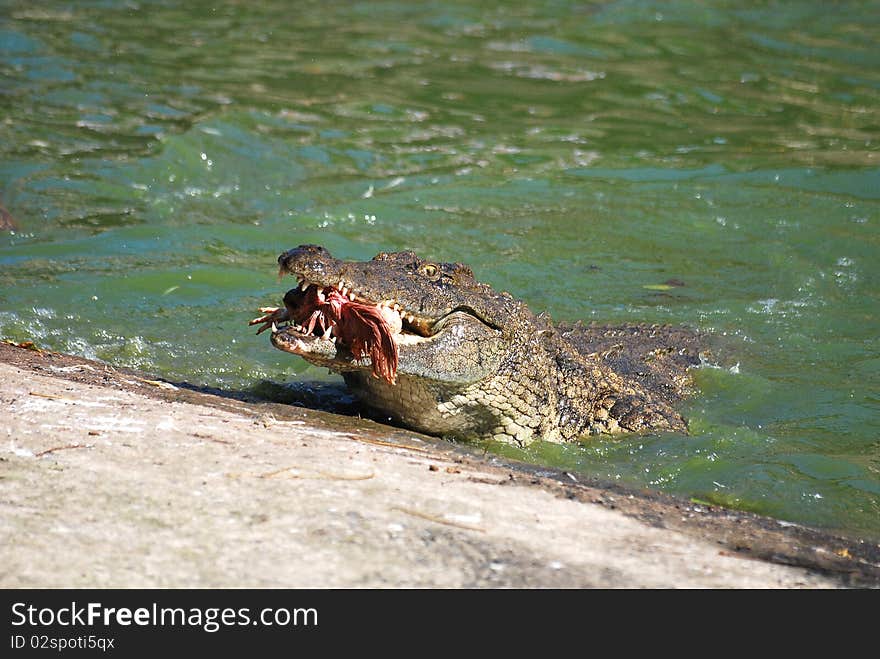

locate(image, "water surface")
(2, 1), (879, 539)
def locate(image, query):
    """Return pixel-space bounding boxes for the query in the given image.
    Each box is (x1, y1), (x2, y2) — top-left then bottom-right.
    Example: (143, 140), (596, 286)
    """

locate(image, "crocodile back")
(557, 322), (705, 402)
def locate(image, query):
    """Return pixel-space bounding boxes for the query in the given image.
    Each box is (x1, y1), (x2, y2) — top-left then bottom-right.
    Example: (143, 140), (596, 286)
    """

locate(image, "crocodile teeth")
(299, 279), (309, 291)
(349, 292), (357, 301)
(271, 321), (279, 334)
(406, 313), (415, 323)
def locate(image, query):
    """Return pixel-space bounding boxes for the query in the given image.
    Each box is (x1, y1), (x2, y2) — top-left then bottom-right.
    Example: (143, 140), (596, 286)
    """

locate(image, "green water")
(2, 0), (878, 540)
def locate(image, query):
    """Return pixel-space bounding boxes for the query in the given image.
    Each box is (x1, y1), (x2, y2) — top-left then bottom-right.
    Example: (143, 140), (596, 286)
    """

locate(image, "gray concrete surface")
(1, 347), (876, 588)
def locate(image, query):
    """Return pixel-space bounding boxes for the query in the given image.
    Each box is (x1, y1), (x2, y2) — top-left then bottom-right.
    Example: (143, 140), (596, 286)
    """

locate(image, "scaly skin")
(256, 244), (704, 447)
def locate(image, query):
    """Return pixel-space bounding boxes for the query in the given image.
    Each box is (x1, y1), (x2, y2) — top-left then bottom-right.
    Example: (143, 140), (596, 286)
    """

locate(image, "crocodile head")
(267, 245), (527, 435)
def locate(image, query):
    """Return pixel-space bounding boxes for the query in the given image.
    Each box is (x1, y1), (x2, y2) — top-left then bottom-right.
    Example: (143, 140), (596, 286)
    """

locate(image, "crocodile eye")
(420, 263), (440, 279)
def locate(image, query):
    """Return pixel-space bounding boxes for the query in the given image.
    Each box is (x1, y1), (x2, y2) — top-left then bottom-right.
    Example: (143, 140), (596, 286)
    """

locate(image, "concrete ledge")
(2, 341), (878, 588)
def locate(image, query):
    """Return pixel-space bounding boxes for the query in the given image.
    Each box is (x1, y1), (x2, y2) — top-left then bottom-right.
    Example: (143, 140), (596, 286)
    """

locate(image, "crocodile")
(251, 244), (705, 447)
